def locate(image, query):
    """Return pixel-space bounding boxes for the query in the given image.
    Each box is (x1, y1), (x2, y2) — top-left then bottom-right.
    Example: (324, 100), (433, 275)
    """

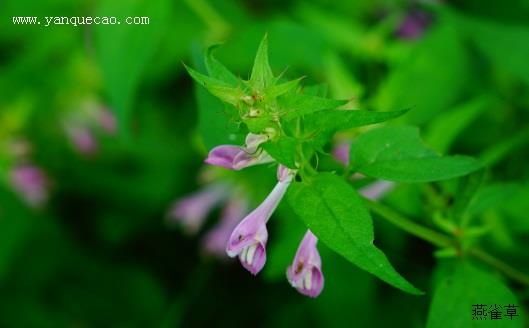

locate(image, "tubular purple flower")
(204, 145), (241, 169)
(226, 165), (294, 275)
(202, 198), (248, 257)
(204, 133), (273, 170)
(167, 183), (227, 233)
(9, 164), (49, 208)
(359, 180), (395, 201)
(287, 230), (324, 298)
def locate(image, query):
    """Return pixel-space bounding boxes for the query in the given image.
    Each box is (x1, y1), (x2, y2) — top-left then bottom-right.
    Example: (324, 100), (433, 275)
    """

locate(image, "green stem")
(469, 248), (529, 286)
(364, 198), (529, 286)
(364, 199), (453, 248)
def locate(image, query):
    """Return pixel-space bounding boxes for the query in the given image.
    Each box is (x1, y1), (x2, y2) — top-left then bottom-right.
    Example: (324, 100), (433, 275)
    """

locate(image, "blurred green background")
(1, 0), (529, 327)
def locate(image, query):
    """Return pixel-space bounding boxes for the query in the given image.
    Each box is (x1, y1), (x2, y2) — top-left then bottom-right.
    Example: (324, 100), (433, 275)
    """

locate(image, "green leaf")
(427, 261), (522, 328)
(249, 34), (275, 91)
(303, 84), (329, 97)
(191, 47), (243, 149)
(279, 93), (348, 121)
(350, 126), (482, 182)
(262, 137), (298, 168)
(95, 0), (170, 134)
(304, 109), (409, 147)
(264, 77), (303, 99)
(287, 173), (422, 295)
(204, 45), (240, 86)
(184, 64), (244, 106)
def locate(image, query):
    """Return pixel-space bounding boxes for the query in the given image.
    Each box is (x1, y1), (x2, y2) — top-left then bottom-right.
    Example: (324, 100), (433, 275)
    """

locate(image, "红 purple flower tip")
(204, 145), (241, 169)
(287, 230), (324, 298)
(204, 133), (274, 170)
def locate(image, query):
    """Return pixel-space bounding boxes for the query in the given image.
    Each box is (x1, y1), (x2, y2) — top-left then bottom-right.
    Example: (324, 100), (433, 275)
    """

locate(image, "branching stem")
(364, 198), (529, 286)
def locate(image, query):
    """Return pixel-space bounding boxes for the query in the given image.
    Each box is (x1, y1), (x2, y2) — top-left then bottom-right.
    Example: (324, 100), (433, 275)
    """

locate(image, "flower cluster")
(179, 34), (407, 297)
(207, 134), (325, 297)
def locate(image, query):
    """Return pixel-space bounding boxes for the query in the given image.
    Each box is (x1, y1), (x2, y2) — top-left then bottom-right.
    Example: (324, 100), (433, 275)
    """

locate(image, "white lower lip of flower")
(304, 270), (312, 291)
(245, 244), (257, 264)
(240, 246), (249, 262)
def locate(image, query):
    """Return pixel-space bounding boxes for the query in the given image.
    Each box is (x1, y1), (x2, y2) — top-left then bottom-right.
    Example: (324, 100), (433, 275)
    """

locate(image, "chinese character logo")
(472, 304), (520, 321)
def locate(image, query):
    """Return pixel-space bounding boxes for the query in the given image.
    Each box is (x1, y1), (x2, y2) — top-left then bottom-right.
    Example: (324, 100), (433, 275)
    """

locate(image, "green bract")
(185, 34), (409, 169)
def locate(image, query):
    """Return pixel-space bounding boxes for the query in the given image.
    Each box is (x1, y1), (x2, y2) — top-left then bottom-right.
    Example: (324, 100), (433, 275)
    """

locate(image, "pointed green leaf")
(303, 84), (329, 97)
(204, 45), (240, 86)
(279, 93), (348, 121)
(427, 261), (522, 328)
(250, 34), (274, 90)
(305, 109), (409, 147)
(265, 77), (303, 99)
(350, 126), (482, 182)
(190, 48), (243, 149)
(287, 173), (423, 295)
(184, 64), (244, 106)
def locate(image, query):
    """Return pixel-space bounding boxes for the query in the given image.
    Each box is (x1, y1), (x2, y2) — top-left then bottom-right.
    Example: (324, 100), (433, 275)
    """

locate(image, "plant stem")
(364, 199), (454, 248)
(468, 248), (529, 286)
(364, 198), (529, 286)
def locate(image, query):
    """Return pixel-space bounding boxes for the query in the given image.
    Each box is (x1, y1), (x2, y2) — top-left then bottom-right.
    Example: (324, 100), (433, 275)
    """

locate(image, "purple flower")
(65, 125), (98, 155)
(167, 183), (227, 233)
(359, 180), (395, 200)
(202, 198), (248, 257)
(226, 165), (294, 275)
(332, 141), (351, 166)
(287, 230), (324, 298)
(396, 11), (431, 40)
(205, 133), (274, 170)
(9, 164), (49, 208)
(97, 107), (117, 134)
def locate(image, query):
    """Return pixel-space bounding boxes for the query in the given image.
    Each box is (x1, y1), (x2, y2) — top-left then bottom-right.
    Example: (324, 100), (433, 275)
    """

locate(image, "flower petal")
(204, 145), (242, 169)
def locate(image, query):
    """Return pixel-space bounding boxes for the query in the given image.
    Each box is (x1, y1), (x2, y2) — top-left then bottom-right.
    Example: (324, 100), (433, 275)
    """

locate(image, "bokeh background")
(1, 0), (529, 327)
